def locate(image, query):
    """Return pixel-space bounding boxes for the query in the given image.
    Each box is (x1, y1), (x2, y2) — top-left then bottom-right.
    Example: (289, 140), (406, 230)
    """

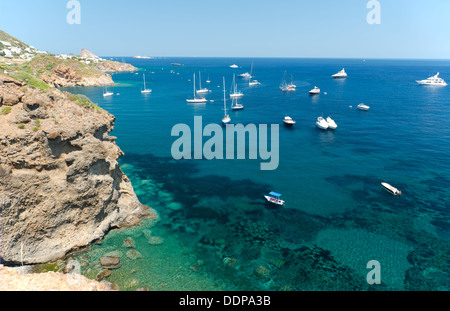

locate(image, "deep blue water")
(65, 58), (450, 291)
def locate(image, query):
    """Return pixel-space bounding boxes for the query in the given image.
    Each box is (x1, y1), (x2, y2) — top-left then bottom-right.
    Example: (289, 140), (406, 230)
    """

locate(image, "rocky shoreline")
(0, 72), (158, 271)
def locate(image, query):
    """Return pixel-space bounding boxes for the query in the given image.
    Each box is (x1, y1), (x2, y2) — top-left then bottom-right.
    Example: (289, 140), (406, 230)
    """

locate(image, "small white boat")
(381, 182), (402, 196)
(280, 72), (296, 91)
(283, 116), (296, 126)
(222, 77), (231, 124)
(248, 61), (261, 86)
(416, 72), (447, 86)
(264, 191), (285, 207)
(238, 72), (252, 79)
(141, 74), (152, 94)
(309, 86), (320, 95)
(103, 88), (114, 97)
(196, 72), (210, 95)
(326, 117), (337, 130)
(230, 64), (239, 68)
(230, 74), (244, 98)
(316, 117), (329, 130)
(357, 103), (370, 111)
(206, 75), (211, 84)
(332, 68), (348, 79)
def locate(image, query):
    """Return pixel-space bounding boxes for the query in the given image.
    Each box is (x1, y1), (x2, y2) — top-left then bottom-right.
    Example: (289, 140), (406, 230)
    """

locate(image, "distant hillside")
(0, 30), (29, 50)
(0, 30), (137, 87)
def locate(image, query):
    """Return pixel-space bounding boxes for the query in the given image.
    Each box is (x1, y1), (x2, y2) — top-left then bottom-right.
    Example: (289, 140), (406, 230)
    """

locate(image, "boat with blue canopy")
(264, 192), (285, 206)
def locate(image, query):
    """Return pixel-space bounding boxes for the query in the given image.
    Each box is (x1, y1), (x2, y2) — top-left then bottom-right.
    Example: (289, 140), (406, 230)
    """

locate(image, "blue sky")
(1, 0), (449, 59)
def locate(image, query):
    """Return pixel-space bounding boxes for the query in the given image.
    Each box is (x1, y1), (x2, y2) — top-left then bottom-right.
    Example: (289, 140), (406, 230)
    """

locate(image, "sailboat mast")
(223, 77), (226, 117)
(193, 73), (196, 98)
(199, 71), (202, 90)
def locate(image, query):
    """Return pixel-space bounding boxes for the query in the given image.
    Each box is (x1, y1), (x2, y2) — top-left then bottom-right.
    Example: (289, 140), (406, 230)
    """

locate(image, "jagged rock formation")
(0, 265), (115, 291)
(0, 73), (158, 265)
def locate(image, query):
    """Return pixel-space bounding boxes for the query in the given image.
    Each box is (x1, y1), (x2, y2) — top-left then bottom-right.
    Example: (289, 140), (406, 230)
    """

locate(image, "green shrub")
(34, 119), (41, 127)
(69, 94), (103, 113)
(32, 126), (39, 132)
(17, 123), (25, 129)
(1, 106), (12, 115)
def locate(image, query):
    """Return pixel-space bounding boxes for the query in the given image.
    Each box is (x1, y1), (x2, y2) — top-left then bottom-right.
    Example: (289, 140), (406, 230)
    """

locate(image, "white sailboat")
(186, 73), (207, 103)
(141, 74), (152, 94)
(206, 75), (211, 84)
(103, 87), (113, 97)
(280, 71), (296, 92)
(222, 77), (231, 124)
(249, 61), (261, 86)
(196, 72), (210, 94)
(230, 74), (244, 98)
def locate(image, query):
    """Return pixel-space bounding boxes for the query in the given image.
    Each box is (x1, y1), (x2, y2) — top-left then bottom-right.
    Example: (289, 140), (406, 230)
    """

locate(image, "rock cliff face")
(0, 73), (158, 265)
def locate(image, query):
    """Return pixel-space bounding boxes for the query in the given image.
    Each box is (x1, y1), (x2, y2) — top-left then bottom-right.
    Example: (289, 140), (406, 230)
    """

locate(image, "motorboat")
(283, 116), (296, 126)
(238, 72), (252, 79)
(381, 182), (402, 196)
(316, 117), (329, 130)
(309, 86), (320, 95)
(332, 68), (348, 79)
(416, 72), (447, 86)
(357, 103), (370, 111)
(326, 117), (337, 129)
(230, 64), (239, 68)
(264, 191), (285, 207)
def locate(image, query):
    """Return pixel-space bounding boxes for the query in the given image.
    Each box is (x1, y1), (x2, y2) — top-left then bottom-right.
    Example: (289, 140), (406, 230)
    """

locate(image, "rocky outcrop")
(80, 48), (100, 60)
(94, 61), (138, 73)
(0, 265), (114, 291)
(40, 63), (114, 87)
(0, 73), (158, 265)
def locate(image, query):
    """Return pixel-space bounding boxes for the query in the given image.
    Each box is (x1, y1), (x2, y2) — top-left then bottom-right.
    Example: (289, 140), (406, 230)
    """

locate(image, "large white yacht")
(332, 68), (348, 79)
(416, 73), (447, 86)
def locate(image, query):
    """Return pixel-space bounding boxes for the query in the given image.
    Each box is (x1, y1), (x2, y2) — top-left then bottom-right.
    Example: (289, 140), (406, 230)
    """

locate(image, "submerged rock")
(254, 265), (271, 280)
(126, 249), (143, 261)
(99, 256), (121, 269)
(122, 237), (135, 249)
(148, 236), (164, 246)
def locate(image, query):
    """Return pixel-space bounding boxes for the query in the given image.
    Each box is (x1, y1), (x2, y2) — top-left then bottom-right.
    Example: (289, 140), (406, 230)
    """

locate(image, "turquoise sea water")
(64, 58), (450, 291)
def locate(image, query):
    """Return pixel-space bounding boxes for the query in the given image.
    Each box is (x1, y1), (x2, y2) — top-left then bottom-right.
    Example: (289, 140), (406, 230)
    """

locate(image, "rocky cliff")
(0, 73), (158, 265)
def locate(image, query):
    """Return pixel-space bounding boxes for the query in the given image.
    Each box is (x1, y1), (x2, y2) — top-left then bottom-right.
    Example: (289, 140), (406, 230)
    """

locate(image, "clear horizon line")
(100, 55), (450, 61)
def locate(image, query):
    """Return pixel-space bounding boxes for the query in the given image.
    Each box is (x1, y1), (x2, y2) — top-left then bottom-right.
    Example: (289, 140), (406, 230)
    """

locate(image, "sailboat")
(231, 95), (244, 111)
(230, 74), (244, 98)
(249, 61), (261, 86)
(103, 87), (113, 97)
(196, 72), (210, 95)
(141, 74), (152, 94)
(186, 73), (207, 103)
(222, 77), (231, 124)
(206, 75), (211, 84)
(280, 71), (296, 92)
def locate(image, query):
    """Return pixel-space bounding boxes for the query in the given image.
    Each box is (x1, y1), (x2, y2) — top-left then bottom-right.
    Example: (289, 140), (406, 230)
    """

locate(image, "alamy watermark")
(367, 0), (381, 25)
(67, 0), (81, 25)
(366, 260), (381, 285)
(171, 116), (279, 171)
